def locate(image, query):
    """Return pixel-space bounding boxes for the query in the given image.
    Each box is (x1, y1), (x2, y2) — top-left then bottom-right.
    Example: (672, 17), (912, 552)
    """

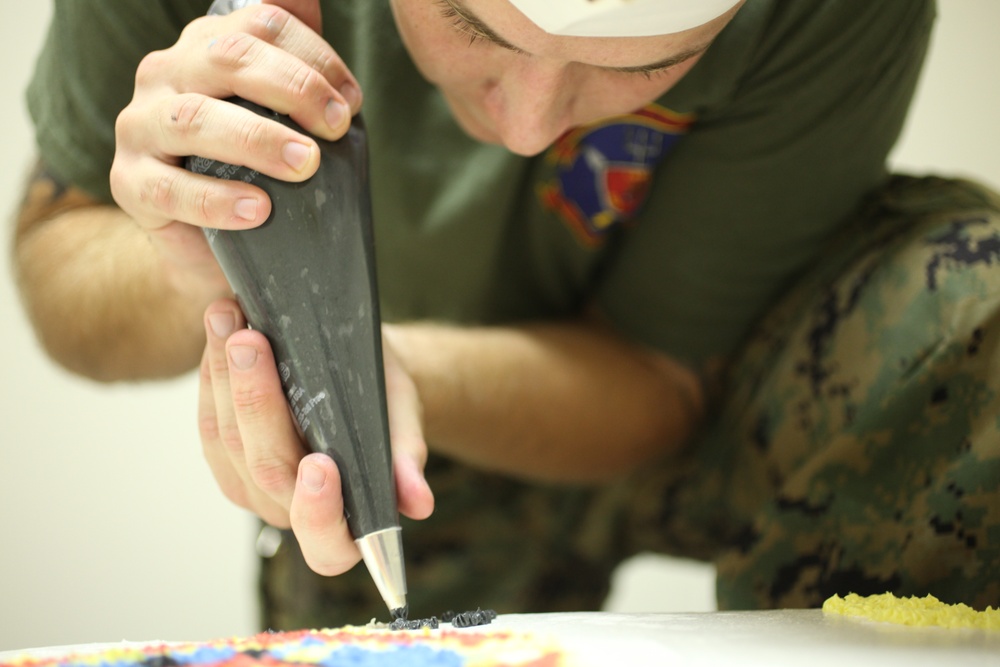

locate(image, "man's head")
(389, 0), (744, 156)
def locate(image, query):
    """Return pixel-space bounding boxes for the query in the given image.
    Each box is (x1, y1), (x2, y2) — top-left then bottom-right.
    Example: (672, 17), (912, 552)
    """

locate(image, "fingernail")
(229, 345), (258, 370)
(325, 99), (348, 131)
(301, 461), (326, 492)
(282, 141), (313, 172)
(235, 197), (259, 222)
(208, 312), (235, 338)
(339, 82), (362, 111)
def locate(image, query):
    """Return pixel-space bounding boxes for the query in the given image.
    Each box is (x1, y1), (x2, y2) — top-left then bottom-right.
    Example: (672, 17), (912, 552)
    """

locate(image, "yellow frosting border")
(823, 592), (1000, 631)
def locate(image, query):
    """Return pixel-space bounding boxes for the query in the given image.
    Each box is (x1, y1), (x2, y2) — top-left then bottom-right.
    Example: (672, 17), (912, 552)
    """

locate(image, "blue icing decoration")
(297, 636), (327, 647)
(318, 645), (464, 667)
(75, 658), (141, 667)
(171, 646), (237, 664)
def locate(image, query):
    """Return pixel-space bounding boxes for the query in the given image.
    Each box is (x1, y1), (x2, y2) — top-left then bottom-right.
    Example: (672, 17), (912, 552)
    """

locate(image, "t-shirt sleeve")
(596, 0), (935, 369)
(26, 0), (206, 202)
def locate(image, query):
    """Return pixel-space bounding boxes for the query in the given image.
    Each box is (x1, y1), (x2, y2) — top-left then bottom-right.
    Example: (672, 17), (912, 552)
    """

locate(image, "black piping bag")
(185, 100), (407, 618)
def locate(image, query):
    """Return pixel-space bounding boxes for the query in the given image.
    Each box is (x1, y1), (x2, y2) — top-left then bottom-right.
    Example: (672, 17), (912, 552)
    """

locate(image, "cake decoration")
(1, 622), (565, 667)
(448, 609), (498, 628)
(823, 592), (1000, 630)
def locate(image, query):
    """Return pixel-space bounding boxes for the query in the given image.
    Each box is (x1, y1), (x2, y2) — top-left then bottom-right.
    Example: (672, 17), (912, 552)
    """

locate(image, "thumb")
(262, 0), (323, 34)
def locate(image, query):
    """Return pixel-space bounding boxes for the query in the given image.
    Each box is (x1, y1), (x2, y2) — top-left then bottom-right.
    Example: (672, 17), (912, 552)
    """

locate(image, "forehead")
(443, 0), (735, 68)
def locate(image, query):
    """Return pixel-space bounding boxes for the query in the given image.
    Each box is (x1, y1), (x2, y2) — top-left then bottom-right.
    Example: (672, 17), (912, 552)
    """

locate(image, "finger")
(289, 452), (362, 576)
(185, 6), (358, 140)
(232, 4), (363, 117)
(381, 332), (434, 521)
(263, 0), (322, 35)
(204, 302), (289, 527)
(205, 30), (354, 139)
(115, 99), (314, 231)
(156, 95), (322, 181)
(114, 86), (318, 226)
(204, 300), (244, 469)
(260, 4), (364, 115)
(226, 327), (307, 512)
(214, 1), (326, 56)
(394, 453), (435, 522)
(388, 396), (434, 521)
(110, 153), (273, 232)
(198, 343), (251, 510)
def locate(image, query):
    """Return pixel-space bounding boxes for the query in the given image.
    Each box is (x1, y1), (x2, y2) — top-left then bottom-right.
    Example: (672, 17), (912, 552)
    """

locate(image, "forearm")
(13, 164), (226, 381)
(386, 318), (705, 484)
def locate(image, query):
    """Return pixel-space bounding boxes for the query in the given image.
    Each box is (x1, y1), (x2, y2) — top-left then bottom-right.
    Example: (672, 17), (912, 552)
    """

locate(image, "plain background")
(1, 1), (998, 652)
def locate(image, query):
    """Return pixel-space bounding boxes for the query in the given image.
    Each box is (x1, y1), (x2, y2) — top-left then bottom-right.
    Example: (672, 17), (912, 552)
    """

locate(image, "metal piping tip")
(356, 527), (408, 615)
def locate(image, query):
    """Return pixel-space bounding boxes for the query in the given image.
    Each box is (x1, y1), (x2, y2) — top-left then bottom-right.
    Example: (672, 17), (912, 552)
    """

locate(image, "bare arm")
(12, 163), (229, 381)
(384, 316), (705, 484)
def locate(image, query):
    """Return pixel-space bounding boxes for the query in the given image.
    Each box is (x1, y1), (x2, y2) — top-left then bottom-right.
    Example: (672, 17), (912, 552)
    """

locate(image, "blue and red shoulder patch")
(539, 104), (694, 246)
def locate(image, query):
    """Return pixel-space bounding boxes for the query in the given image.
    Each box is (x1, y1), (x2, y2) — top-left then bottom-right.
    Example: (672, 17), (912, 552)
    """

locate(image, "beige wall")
(1, 1), (997, 651)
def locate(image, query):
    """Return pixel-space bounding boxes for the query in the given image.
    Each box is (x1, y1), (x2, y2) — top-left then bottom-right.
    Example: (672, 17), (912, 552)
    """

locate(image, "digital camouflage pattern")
(259, 176), (1000, 629)
(626, 175), (1000, 610)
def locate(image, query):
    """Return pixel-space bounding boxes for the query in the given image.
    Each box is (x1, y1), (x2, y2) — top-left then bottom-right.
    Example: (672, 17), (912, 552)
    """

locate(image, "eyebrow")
(442, 0), (712, 73)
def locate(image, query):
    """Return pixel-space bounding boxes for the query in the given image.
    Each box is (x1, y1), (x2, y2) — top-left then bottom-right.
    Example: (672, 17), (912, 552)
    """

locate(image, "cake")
(0, 624), (567, 667)
(823, 592), (1000, 630)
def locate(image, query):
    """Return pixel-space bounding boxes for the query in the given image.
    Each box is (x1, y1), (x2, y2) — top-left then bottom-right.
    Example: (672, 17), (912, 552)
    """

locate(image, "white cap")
(508, 0), (742, 37)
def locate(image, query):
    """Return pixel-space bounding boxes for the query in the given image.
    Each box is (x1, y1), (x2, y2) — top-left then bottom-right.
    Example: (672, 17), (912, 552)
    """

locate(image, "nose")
(483, 60), (577, 156)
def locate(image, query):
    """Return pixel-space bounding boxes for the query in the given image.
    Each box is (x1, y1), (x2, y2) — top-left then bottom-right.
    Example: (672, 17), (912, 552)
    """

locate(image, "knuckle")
(285, 64), (326, 102)
(198, 411), (221, 444)
(113, 104), (139, 142)
(166, 93), (209, 138)
(311, 50), (335, 78)
(208, 351), (231, 378)
(244, 5), (292, 39)
(141, 172), (181, 216)
(231, 382), (272, 418)
(233, 115), (271, 156)
(177, 16), (210, 46)
(248, 458), (293, 495)
(217, 421), (246, 455)
(209, 31), (258, 71)
(193, 182), (221, 223)
(199, 345), (210, 377)
(133, 48), (169, 88)
(108, 161), (130, 207)
(112, 109), (145, 169)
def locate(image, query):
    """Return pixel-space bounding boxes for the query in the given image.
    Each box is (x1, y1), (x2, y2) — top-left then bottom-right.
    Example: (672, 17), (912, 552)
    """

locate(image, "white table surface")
(2, 611), (998, 667)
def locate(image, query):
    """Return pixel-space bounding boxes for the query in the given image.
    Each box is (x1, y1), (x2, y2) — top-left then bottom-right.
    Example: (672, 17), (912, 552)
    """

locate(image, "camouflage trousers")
(259, 175), (1000, 629)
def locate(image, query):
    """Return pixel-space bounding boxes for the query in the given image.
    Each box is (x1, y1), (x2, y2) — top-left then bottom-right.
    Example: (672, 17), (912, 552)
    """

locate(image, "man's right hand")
(109, 0), (363, 302)
(14, 1), (360, 381)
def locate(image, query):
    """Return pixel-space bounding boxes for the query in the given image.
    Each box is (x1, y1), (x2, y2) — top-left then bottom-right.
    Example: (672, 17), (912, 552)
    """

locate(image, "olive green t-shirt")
(27, 0), (934, 370)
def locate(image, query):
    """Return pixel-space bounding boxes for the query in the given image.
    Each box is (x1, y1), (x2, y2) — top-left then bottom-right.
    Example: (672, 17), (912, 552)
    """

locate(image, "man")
(15, 0), (1000, 628)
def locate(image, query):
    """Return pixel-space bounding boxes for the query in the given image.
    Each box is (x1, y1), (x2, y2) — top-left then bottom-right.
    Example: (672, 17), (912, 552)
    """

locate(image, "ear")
(262, 0), (323, 34)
